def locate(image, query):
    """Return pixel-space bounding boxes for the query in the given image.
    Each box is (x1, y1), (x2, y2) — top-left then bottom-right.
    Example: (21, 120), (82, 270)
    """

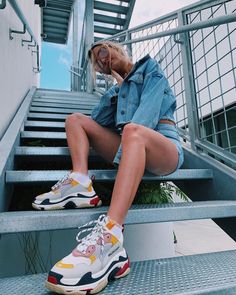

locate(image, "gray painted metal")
(35, 89), (99, 99)
(33, 98), (98, 106)
(0, 87), (36, 212)
(94, 1), (128, 15)
(24, 121), (65, 129)
(31, 102), (95, 110)
(5, 169), (213, 184)
(1, 251), (236, 294)
(41, 0), (74, 44)
(94, 14), (125, 26)
(27, 113), (69, 120)
(15, 147), (96, 157)
(29, 107), (92, 115)
(94, 25), (122, 35)
(0, 201), (235, 234)
(21, 131), (67, 139)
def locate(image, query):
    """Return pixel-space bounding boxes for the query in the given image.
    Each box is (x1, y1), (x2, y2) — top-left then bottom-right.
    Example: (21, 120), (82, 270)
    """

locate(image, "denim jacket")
(91, 54), (177, 165)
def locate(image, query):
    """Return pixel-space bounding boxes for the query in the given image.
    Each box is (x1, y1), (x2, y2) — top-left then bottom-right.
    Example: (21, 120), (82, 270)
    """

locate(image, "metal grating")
(40, 0), (74, 44)
(0, 250), (236, 294)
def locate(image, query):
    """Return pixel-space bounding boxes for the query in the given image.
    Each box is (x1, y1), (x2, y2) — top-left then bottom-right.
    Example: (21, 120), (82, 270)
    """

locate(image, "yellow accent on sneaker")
(55, 261), (74, 269)
(71, 179), (79, 187)
(89, 255), (96, 264)
(87, 182), (93, 192)
(106, 221), (116, 230)
(110, 235), (118, 245)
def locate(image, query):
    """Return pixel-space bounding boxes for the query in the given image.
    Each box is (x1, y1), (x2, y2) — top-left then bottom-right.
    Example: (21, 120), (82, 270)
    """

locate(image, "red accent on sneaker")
(48, 276), (58, 285)
(115, 258), (130, 277)
(90, 196), (100, 206)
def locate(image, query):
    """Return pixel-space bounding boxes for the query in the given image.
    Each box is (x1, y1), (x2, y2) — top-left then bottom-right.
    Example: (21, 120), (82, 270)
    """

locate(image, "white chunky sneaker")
(45, 215), (130, 294)
(32, 172), (101, 210)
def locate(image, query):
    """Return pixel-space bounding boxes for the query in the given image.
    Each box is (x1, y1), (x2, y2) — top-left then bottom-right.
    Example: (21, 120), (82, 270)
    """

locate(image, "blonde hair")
(88, 41), (131, 81)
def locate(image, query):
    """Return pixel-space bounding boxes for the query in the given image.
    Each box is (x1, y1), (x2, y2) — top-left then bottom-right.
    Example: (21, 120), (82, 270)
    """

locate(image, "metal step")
(32, 98), (98, 106)
(35, 89), (99, 100)
(94, 13), (125, 26)
(21, 131), (67, 140)
(31, 102), (95, 110)
(5, 169), (213, 184)
(1, 250), (236, 294)
(14, 147), (97, 158)
(24, 121), (65, 129)
(29, 107), (92, 115)
(0, 200), (235, 234)
(94, 1), (128, 15)
(27, 113), (69, 121)
(94, 25), (122, 35)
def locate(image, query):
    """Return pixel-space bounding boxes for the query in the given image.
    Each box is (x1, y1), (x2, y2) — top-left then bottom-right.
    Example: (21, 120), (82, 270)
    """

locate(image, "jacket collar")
(125, 54), (150, 80)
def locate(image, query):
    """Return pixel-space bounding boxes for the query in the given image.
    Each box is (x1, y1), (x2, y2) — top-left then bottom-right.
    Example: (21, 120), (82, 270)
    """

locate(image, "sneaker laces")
(75, 214), (107, 254)
(51, 172), (71, 191)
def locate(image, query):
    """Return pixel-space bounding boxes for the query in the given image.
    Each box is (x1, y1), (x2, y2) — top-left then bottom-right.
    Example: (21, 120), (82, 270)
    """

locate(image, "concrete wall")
(0, 1), (41, 139)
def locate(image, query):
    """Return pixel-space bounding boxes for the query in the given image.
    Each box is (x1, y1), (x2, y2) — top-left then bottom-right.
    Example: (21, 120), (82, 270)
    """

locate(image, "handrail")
(8, 0), (40, 72)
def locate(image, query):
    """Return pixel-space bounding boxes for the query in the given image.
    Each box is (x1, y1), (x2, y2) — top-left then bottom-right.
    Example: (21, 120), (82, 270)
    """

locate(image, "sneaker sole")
(32, 196), (102, 211)
(45, 258), (130, 295)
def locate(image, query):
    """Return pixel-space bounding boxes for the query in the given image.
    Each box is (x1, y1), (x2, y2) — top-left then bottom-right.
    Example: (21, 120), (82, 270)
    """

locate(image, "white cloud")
(130, 0), (200, 28)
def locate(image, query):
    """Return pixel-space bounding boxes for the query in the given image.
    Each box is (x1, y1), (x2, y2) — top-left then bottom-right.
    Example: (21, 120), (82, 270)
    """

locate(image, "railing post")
(177, 11), (200, 151)
(126, 31), (132, 59)
(85, 0), (94, 93)
(72, 0), (79, 91)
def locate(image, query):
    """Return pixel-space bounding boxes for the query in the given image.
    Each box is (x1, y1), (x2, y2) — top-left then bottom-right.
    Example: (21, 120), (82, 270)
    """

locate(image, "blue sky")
(40, 0), (198, 90)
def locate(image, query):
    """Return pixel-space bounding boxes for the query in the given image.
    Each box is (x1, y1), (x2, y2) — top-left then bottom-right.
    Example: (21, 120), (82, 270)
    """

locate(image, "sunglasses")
(89, 44), (111, 72)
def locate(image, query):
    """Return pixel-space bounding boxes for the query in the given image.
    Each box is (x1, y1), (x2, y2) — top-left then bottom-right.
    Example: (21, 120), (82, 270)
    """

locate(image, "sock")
(70, 171), (91, 187)
(106, 216), (123, 240)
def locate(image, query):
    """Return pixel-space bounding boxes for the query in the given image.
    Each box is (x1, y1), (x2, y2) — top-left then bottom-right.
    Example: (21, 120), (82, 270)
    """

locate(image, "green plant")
(134, 182), (189, 205)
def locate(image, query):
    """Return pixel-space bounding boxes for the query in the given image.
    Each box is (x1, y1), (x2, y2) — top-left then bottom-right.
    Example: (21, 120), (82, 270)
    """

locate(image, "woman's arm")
(91, 85), (119, 128)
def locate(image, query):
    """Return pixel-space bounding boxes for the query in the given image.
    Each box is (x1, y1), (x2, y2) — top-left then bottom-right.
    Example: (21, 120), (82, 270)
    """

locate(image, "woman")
(35, 41), (184, 294)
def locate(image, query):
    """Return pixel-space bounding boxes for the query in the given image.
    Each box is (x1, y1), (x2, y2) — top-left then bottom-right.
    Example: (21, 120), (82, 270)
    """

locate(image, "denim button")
(122, 93), (126, 98)
(121, 110), (125, 115)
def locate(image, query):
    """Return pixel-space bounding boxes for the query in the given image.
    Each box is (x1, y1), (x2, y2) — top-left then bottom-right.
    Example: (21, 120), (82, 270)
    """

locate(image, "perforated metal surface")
(1, 250), (236, 294)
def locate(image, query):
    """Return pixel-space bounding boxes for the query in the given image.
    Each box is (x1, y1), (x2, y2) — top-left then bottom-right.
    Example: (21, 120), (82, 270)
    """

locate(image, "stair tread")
(29, 107), (92, 114)
(6, 169), (213, 183)
(1, 250), (236, 294)
(15, 146), (96, 156)
(1, 200), (235, 234)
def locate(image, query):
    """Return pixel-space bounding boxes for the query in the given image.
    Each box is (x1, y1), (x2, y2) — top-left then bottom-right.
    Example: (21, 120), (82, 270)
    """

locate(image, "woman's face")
(91, 45), (125, 75)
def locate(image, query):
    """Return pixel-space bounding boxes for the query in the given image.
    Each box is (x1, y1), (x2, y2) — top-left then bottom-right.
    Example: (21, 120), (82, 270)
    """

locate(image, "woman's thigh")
(70, 113), (121, 163)
(131, 124), (179, 175)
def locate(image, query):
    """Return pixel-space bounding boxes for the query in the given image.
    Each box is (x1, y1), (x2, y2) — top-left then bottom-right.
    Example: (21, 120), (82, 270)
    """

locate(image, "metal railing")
(78, 0), (236, 169)
(7, 0), (40, 73)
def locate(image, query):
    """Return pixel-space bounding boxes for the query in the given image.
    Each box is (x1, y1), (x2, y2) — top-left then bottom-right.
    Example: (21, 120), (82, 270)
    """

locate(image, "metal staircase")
(0, 88), (236, 294)
(1, 0), (236, 294)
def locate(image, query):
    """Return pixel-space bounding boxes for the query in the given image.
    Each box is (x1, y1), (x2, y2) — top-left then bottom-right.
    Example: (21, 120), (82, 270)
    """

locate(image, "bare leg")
(65, 113), (121, 174)
(107, 123), (179, 225)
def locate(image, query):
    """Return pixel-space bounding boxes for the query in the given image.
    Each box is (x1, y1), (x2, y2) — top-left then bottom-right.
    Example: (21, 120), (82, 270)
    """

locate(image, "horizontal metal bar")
(94, 13), (125, 26)
(109, 13), (236, 46)
(29, 106), (92, 115)
(6, 169), (213, 184)
(0, 200), (235, 234)
(94, 25), (122, 35)
(27, 113), (68, 120)
(24, 121), (65, 129)
(32, 98), (97, 105)
(21, 131), (67, 139)
(195, 140), (236, 168)
(31, 102), (95, 110)
(14, 147), (96, 157)
(94, 1), (128, 14)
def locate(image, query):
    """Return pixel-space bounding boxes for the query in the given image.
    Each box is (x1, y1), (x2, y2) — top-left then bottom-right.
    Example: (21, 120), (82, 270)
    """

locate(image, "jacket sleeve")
(91, 85), (119, 128)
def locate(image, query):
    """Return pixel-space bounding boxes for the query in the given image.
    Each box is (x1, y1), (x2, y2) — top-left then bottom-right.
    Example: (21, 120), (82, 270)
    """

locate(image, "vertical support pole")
(177, 11), (200, 151)
(72, 0), (79, 91)
(126, 31), (132, 59)
(85, 0), (94, 93)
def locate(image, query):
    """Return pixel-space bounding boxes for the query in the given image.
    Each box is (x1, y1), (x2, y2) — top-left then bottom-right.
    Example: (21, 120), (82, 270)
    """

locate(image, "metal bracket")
(0, 0), (6, 9)
(28, 41), (36, 50)
(9, 24), (26, 40)
(22, 35), (33, 47)
(174, 33), (184, 44)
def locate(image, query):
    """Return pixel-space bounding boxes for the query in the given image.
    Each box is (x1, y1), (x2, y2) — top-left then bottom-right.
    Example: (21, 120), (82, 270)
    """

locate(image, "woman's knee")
(65, 113), (88, 130)
(122, 123), (144, 144)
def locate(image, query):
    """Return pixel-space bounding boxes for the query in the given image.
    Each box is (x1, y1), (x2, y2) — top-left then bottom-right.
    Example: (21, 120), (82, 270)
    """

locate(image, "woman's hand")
(111, 69), (123, 85)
